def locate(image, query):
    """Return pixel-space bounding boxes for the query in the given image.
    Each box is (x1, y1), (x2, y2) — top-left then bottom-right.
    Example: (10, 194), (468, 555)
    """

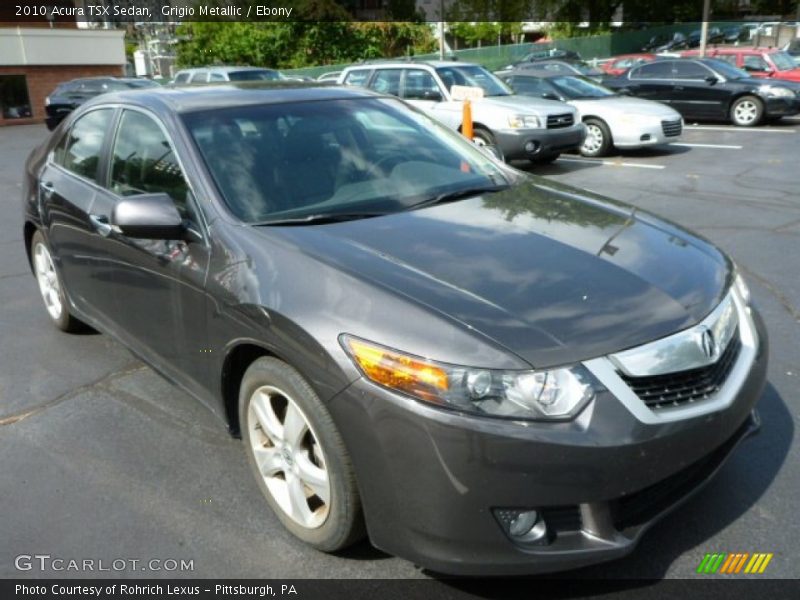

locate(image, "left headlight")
(341, 335), (596, 421)
(758, 85), (795, 98)
(507, 114), (543, 129)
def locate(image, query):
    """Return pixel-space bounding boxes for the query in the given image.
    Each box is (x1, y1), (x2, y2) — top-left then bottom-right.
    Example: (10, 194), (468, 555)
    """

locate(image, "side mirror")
(705, 75), (719, 85)
(112, 193), (185, 240)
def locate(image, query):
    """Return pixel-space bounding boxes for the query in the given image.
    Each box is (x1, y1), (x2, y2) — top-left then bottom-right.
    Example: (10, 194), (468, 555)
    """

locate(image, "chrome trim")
(583, 288), (757, 424)
(608, 293), (738, 377)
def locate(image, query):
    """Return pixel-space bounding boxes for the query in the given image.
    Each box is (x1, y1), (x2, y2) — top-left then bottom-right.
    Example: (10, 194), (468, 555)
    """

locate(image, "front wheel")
(581, 118), (613, 157)
(730, 96), (764, 127)
(471, 126), (496, 147)
(30, 230), (85, 332)
(239, 357), (365, 551)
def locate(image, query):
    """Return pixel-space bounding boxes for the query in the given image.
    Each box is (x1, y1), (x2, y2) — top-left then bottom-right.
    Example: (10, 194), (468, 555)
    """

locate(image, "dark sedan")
(44, 77), (159, 130)
(604, 57), (800, 126)
(505, 59), (605, 83)
(23, 83), (767, 576)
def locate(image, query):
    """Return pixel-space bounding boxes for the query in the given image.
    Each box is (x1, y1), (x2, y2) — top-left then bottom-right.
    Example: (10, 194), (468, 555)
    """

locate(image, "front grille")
(540, 506), (582, 534)
(547, 113), (575, 129)
(611, 414), (755, 531)
(619, 329), (741, 410)
(661, 118), (683, 137)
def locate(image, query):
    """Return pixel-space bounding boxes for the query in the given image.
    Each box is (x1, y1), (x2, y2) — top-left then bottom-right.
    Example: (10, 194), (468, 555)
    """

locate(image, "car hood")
(478, 94), (575, 115)
(569, 96), (681, 118)
(262, 180), (729, 368)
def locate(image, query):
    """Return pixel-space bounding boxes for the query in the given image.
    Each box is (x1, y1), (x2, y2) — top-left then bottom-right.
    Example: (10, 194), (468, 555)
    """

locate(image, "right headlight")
(507, 114), (543, 129)
(341, 335), (596, 421)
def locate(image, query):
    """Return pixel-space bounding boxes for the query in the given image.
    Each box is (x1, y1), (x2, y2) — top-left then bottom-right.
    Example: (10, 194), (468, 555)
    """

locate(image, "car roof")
(176, 66), (279, 73)
(80, 81), (380, 115)
(345, 60), (477, 70)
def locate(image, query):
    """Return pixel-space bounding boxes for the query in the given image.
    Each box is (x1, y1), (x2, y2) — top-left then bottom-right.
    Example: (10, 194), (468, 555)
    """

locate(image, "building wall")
(0, 64), (124, 126)
(1, 27), (126, 66)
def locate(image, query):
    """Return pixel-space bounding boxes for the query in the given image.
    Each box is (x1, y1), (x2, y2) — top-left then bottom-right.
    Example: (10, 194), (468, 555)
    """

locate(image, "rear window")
(343, 69), (372, 87)
(227, 70), (281, 81)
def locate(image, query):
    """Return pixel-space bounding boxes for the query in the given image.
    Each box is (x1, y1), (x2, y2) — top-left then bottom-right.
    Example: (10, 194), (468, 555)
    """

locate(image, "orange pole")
(462, 99), (473, 141)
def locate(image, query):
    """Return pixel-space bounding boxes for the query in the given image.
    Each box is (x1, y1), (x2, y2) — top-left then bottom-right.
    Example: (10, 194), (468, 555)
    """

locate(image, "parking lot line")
(684, 125), (796, 133)
(671, 142), (743, 149)
(557, 157), (666, 170)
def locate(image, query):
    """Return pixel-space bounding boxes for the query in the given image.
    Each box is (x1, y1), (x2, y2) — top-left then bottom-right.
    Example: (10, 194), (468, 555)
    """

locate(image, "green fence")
(284, 22), (742, 78)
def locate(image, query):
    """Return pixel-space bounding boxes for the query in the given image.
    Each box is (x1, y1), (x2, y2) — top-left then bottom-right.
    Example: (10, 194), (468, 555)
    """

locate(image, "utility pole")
(699, 0), (711, 58)
(438, 0), (445, 60)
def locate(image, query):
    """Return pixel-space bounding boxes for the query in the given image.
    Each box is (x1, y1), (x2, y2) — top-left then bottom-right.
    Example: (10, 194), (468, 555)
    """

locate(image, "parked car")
(44, 77), (159, 130)
(338, 61), (586, 163)
(686, 27), (725, 48)
(316, 71), (342, 82)
(682, 47), (800, 83)
(722, 25), (751, 44)
(642, 34), (669, 52)
(647, 32), (688, 52)
(23, 82), (767, 576)
(500, 71), (683, 157)
(600, 53), (658, 76)
(785, 39), (800, 66)
(502, 59), (605, 83)
(503, 49), (582, 70)
(604, 57), (800, 126)
(171, 66), (285, 85)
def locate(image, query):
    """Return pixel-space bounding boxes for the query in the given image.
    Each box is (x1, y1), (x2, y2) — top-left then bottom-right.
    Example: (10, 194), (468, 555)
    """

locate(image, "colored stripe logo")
(696, 552), (774, 574)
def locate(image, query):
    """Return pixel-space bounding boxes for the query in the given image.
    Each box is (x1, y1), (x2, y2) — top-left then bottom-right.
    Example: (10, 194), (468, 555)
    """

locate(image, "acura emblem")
(699, 328), (716, 359)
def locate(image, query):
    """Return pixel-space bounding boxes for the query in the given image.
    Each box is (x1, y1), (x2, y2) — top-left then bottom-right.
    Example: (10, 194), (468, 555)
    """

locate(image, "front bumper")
(328, 308), (768, 576)
(613, 118), (683, 149)
(763, 96), (800, 117)
(494, 124), (587, 160)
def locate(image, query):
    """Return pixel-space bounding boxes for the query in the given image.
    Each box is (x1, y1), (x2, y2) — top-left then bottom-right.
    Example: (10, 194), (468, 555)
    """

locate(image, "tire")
(239, 357), (365, 551)
(30, 230), (85, 332)
(581, 118), (613, 157)
(470, 126), (496, 147)
(730, 95), (764, 127)
(531, 153), (560, 164)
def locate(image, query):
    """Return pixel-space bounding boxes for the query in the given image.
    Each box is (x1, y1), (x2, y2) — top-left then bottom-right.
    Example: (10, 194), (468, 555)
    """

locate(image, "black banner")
(3, 0), (800, 23)
(3, 579), (800, 600)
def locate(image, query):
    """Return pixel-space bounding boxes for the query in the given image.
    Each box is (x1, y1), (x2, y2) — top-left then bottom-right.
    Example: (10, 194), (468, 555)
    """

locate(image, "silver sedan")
(500, 71), (684, 157)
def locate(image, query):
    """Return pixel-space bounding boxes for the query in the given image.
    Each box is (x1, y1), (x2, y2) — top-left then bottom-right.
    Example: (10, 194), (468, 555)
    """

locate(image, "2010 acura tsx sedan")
(22, 83), (767, 576)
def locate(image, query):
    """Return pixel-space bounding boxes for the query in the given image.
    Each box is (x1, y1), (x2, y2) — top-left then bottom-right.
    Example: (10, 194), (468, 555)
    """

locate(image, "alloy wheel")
(734, 100), (758, 125)
(33, 242), (63, 321)
(247, 385), (331, 529)
(583, 124), (604, 155)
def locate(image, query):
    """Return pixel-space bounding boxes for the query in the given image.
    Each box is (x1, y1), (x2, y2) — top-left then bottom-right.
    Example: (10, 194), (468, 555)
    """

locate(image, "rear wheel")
(239, 357), (365, 551)
(730, 96), (763, 127)
(581, 118), (613, 157)
(30, 230), (85, 332)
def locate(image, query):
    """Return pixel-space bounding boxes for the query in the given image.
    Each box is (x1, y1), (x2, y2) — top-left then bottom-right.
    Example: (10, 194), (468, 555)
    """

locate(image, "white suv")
(338, 61), (586, 163)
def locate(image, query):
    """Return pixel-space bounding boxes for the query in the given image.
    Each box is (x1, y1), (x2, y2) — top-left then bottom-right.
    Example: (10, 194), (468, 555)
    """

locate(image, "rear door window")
(630, 61), (673, 80)
(369, 69), (402, 96)
(402, 69), (442, 100)
(190, 71), (209, 83)
(673, 61), (713, 80)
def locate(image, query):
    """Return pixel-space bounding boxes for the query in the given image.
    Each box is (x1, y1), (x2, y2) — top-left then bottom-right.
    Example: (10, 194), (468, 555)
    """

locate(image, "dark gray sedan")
(22, 83), (767, 576)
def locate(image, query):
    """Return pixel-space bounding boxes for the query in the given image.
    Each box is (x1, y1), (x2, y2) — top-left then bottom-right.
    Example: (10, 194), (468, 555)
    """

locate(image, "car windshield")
(435, 65), (512, 97)
(548, 76), (614, 99)
(228, 70), (283, 81)
(770, 51), (797, 71)
(183, 97), (511, 224)
(705, 59), (749, 80)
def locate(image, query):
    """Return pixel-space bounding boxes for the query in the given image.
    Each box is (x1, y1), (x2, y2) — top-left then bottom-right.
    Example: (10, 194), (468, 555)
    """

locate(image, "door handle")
(89, 214), (113, 237)
(39, 181), (55, 195)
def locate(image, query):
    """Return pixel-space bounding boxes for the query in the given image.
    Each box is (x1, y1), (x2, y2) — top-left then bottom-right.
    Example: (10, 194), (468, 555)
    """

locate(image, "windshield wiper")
(405, 184), (510, 212)
(253, 211), (390, 226)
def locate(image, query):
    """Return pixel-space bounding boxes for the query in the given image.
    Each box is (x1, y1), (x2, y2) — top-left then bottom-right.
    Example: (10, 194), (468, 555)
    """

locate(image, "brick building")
(1, 9), (125, 126)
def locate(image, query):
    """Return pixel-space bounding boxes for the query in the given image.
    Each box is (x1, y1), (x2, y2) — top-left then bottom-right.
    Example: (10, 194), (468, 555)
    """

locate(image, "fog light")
(640, 134), (651, 141)
(494, 508), (549, 544)
(524, 141), (539, 153)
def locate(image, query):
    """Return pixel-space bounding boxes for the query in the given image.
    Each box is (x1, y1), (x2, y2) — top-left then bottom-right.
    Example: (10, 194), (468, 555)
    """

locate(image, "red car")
(682, 47), (800, 82)
(600, 53), (657, 76)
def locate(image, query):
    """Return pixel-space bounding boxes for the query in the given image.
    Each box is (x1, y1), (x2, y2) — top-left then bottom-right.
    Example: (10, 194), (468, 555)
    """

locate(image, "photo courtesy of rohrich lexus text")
(1, 0), (799, 598)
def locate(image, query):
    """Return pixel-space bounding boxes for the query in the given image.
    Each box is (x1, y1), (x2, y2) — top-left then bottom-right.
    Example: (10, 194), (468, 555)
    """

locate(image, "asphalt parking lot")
(1, 120), (798, 582)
